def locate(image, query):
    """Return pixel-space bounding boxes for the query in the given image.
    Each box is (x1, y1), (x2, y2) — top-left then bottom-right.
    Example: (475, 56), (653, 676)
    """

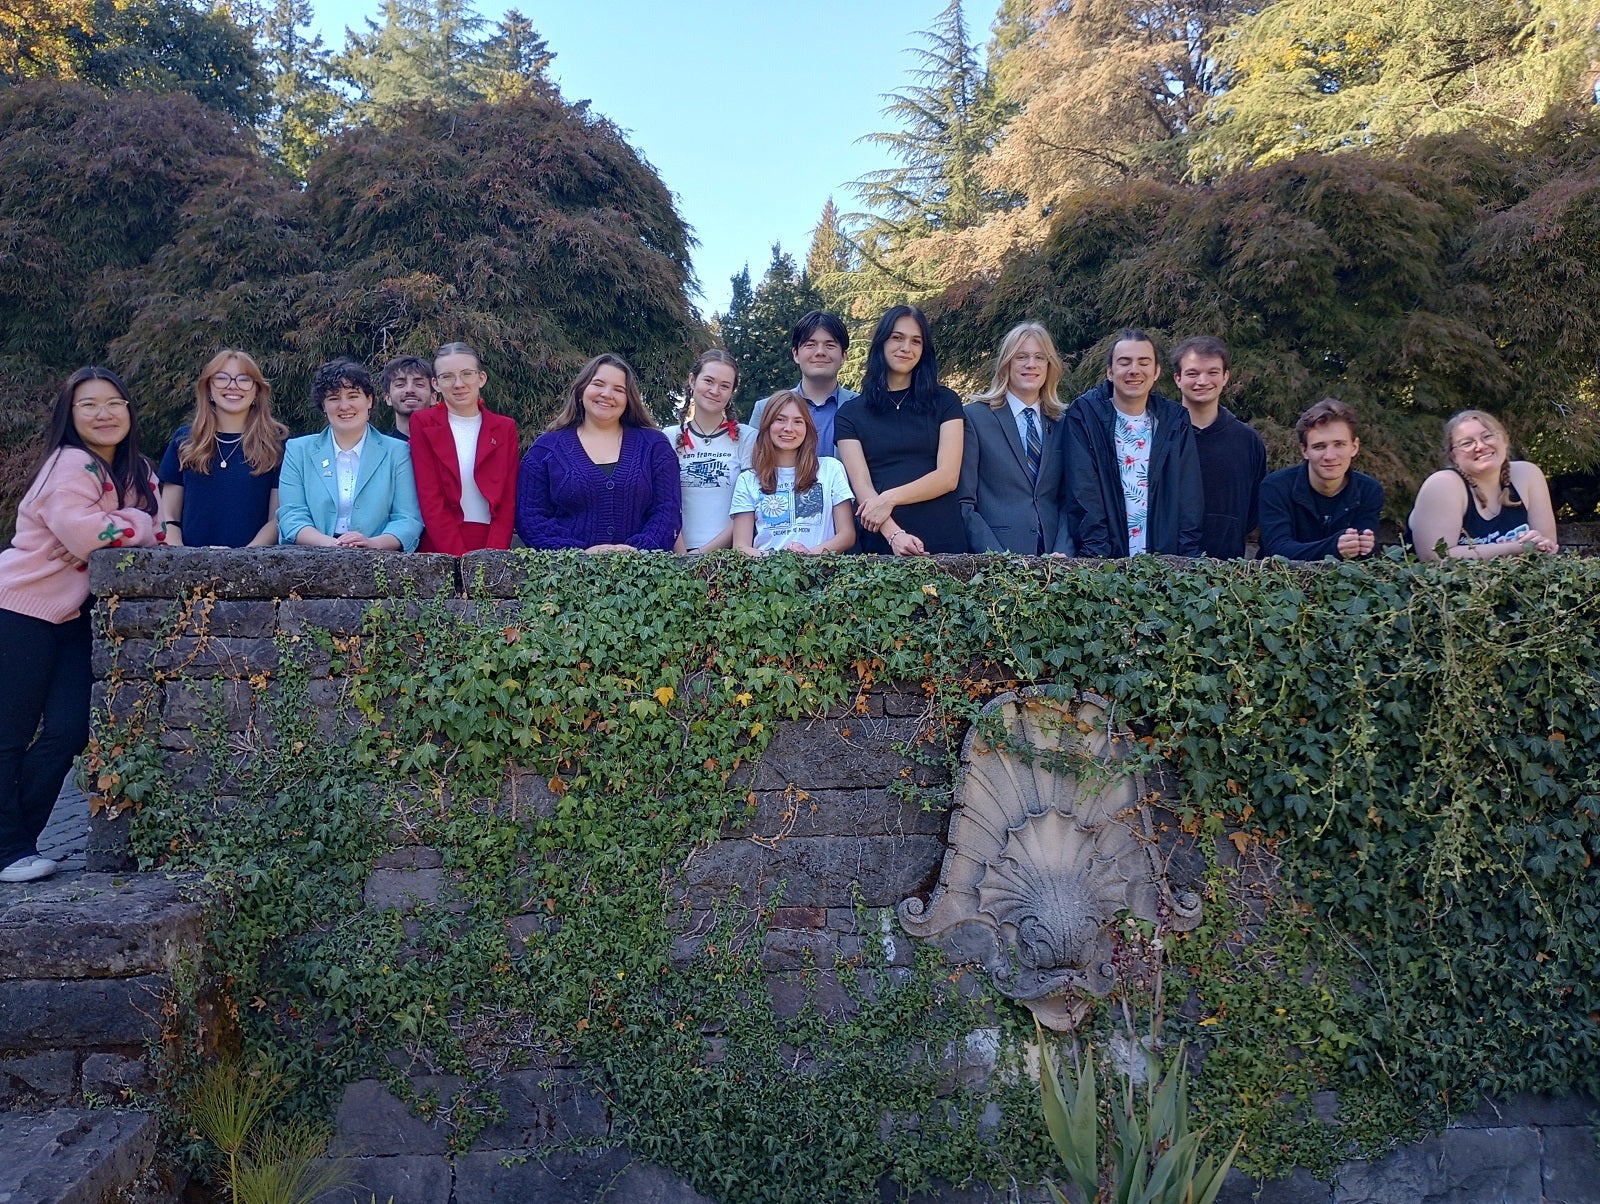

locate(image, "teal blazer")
(277, 428), (424, 551)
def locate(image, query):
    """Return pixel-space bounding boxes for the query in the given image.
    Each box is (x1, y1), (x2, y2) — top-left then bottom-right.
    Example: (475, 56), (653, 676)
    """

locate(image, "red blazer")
(409, 402), (520, 552)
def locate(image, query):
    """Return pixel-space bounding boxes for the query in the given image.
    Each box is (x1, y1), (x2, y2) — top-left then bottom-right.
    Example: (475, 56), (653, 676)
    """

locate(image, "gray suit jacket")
(957, 400), (1073, 555)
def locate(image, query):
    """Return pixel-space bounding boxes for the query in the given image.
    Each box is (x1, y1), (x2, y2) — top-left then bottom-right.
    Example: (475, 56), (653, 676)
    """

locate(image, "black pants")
(0, 606), (91, 866)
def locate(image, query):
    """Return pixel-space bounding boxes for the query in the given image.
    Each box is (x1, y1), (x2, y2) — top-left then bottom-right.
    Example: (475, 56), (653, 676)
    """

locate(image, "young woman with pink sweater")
(0, 367), (163, 882)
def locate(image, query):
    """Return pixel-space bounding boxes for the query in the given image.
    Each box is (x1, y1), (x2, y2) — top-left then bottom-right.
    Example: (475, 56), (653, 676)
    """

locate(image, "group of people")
(0, 308), (1563, 884)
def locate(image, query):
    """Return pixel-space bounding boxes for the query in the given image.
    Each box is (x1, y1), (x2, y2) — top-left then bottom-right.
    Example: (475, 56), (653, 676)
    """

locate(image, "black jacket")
(1257, 464), (1385, 560)
(1063, 383), (1203, 557)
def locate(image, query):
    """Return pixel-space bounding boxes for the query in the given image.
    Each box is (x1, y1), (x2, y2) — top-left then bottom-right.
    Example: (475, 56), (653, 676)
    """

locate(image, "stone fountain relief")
(899, 689), (1202, 1030)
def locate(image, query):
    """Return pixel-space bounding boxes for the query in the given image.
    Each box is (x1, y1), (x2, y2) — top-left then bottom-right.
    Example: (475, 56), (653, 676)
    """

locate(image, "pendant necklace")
(217, 434), (244, 469)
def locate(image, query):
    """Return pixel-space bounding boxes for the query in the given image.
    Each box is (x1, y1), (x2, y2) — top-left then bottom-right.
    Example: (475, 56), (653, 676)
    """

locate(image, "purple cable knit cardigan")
(515, 426), (682, 550)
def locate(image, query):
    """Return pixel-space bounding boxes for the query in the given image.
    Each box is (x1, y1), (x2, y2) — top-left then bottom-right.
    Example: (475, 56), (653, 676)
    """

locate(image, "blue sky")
(308, 1), (992, 319)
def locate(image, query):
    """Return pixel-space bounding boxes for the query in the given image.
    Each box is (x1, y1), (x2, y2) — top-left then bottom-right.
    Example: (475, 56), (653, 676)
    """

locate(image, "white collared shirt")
(333, 431), (367, 535)
(1006, 392), (1043, 452)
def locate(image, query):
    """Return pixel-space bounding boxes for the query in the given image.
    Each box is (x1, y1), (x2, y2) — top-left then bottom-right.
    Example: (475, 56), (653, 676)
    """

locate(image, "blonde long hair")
(1443, 409), (1521, 511)
(179, 349), (287, 475)
(969, 322), (1065, 421)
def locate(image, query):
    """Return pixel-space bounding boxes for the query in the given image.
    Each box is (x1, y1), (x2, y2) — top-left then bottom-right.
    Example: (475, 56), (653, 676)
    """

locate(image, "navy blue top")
(1258, 464), (1385, 561)
(158, 425), (280, 548)
(1192, 407), (1267, 558)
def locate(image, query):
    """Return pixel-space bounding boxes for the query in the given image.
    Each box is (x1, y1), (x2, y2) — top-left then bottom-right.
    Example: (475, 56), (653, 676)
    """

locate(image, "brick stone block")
(761, 928), (850, 972)
(0, 1050), (76, 1106)
(163, 679), (252, 731)
(1541, 1124), (1600, 1204)
(1333, 1127), (1543, 1203)
(0, 976), (167, 1046)
(310, 1156), (453, 1204)
(0, 1108), (158, 1204)
(107, 599), (277, 639)
(459, 549), (533, 598)
(82, 1052), (153, 1101)
(328, 1076), (462, 1157)
(751, 718), (950, 791)
(683, 834), (944, 908)
(474, 1068), (612, 1149)
(363, 867), (445, 912)
(770, 906), (826, 929)
(605, 1160), (718, 1203)
(0, 872), (201, 980)
(1216, 1168), (1332, 1204)
(279, 598), (380, 637)
(90, 546), (457, 600)
(766, 968), (871, 1020)
(154, 635), (280, 677)
(727, 787), (946, 840)
(454, 1145), (637, 1200)
(1455, 1092), (1600, 1128)
(372, 846), (444, 870)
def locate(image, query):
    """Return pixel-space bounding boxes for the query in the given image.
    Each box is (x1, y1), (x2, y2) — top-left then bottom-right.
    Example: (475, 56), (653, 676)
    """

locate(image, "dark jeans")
(0, 606), (91, 866)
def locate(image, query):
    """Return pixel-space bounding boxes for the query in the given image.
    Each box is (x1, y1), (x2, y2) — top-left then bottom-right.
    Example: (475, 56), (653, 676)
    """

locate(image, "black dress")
(835, 385), (965, 554)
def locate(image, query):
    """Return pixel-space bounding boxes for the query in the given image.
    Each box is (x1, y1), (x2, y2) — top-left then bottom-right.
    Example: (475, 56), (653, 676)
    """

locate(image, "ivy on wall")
(99, 552), (1600, 1198)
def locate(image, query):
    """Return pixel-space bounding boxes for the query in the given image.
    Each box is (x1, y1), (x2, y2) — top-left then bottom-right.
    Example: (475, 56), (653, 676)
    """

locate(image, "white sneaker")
(0, 855), (54, 883)
(30, 856), (60, 876)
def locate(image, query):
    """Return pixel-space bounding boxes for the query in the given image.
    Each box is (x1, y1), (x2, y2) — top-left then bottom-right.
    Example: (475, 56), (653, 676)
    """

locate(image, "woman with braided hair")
(667, 349), (753, 552)
(1408, 410), (1558, 560)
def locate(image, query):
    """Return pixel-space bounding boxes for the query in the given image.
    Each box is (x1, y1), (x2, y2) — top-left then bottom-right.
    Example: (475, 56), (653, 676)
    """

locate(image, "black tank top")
(1457, 471), (1528, 545)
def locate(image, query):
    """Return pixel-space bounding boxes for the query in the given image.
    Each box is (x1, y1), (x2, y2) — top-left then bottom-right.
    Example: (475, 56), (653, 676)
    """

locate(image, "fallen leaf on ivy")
(1228, 832), (1252, 854)
(654, 686), (675, 706)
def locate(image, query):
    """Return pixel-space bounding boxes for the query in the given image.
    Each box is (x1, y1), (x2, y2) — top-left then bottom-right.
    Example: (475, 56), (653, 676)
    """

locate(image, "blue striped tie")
(1024, 407), (1042, 484)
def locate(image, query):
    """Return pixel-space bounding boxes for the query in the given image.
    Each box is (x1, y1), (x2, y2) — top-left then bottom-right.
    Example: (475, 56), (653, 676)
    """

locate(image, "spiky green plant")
(1038, 1021), (1242, 1204)
(184, 1059), (349, 1204)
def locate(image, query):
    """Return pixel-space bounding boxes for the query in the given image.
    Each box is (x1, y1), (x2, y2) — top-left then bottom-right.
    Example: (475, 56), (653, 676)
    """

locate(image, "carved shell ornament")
(898, 689), (1201, 1030)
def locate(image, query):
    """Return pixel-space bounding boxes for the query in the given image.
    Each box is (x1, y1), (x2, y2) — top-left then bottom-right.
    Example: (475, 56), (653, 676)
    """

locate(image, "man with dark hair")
(1258, 398), (1384, 560)
(1171, 335), (1267, 558)
(1064, 328), (1203, 557)
(380, 354), (435, 442)
(748, 310), (858, 457)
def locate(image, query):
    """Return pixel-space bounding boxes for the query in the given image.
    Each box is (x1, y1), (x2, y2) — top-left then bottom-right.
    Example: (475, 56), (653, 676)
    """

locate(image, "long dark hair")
(861, 305), (941, 415)
(31, 366), (158, 515)
(545, 354), (655, 432)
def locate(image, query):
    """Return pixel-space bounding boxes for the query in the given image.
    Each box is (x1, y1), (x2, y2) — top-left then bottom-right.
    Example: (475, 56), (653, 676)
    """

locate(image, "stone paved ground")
(36, 774), (88, 873)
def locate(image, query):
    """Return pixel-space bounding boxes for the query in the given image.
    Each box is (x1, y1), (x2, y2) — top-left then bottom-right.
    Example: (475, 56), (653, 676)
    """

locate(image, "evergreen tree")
(1, 0), (266, 122)
(338, 0), (489, 116)
(476, 8), (553, 100)
(804, 197), (855, 314)
(852, 0), (1015, 242)
(1193, 0), (1600, 173)
(719, 246), (823, 404)
(243, 0), (342, 178)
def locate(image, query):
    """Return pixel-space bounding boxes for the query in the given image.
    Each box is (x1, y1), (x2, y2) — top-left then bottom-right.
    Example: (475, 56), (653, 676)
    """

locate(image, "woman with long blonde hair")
(1408, 409), (1558, 560)
(158, 349), (287, 547)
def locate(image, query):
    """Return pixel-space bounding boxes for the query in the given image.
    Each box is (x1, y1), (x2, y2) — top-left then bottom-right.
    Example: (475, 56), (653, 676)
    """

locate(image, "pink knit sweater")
(0, 448), (162, 623)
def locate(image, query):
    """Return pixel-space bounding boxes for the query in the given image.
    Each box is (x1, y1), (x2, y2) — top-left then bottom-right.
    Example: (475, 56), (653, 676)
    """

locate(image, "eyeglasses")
(73, 399), (129, 416)
(1452, 434), (1498, 453)
(435, 371), (482, 386)
(212, 373), (257, 389)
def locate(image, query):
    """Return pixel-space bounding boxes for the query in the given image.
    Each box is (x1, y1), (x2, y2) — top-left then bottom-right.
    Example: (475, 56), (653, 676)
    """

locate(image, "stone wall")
(67, 548), (1600, 1204)
(0, 875), (200, 1112)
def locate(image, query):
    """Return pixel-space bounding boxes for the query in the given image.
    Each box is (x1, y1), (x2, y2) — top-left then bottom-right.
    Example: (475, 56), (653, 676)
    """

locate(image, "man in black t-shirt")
(381, 355), (436, 442)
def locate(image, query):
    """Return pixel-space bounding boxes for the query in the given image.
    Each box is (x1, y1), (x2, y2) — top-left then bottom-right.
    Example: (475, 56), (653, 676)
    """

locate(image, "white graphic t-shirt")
(1114, 410), (1153, 555)
(666, 423), (755, 549)
(729, 457), (854, 552)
